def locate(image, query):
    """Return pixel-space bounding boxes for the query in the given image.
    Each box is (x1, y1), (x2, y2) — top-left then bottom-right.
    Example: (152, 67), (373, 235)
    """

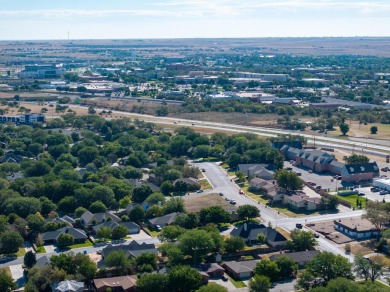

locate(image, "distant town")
(0, 38), (389, 292)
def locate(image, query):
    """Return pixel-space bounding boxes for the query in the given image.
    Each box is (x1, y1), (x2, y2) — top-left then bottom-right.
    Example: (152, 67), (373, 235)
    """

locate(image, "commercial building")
(19, 64), (65, 79)
(373, 177), (390, 191)
(0, 113), (45, 125)
(233, 72), (289, 82)
(334, 218), (380, 240)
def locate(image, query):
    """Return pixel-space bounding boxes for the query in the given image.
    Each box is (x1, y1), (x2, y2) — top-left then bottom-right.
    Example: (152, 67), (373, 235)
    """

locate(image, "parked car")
(380, 190), (388, 195)
(314, 233), (320, 238)
(156, 225), (162, 231)
(201, 168), (206, 172)
(221, 275), (228, 282)
(358, 192), (365, 196)
(230, 200), (237, 205)
(197, 189), (204, 193)
(225, 197), (230, 201)
(372, 188), (380, 192)
(219, 192), (224, 196)
(315, 186), (322, 190)
(296, 223), (303, 229)
(239, 189), (244, 194)
(296, 172), (302, 176)
(96, 250), (102, 255)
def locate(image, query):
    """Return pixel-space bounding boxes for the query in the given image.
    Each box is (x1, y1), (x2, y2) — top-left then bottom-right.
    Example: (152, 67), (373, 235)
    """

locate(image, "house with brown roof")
(334, 218), (380, 240)
(283, 194), (321, 211)
(270, 250), (320, 268)
(93, 275), (137, 292)
(249, 178), (279, 200)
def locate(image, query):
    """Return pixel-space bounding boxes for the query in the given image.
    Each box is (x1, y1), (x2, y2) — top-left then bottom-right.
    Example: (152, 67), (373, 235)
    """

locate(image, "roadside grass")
(199, 179), (212, 190)
(276, 227), (291, 240)
(0, 267), (11, 277)
(144, 226), (159, 237)
(335, 194), (367, 209)
(357, 279), (390, 289)
(228, 276), (247, 288)
(36, 246), (46, 254)
(221, 163), (229, 169)
(350, 240), (376, 256)
(241, 186), (268, 204)
(16, 248), (26, 257)
(69, 240), (93, 249)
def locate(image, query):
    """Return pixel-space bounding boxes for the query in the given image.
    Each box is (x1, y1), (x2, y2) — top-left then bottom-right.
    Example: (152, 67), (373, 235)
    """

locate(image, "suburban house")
(334, 218), (380, 240)
(230, 223), (287, 247)
(92, 221), (140, 235)
(237, 164), (274, 180)
(93, 275), (137, 292)
(125, 202), (151, 214)
(270, 250), (320, 268)
(41, 227), (88, 245)
(148, 212), (182, 229)
(206, 263), (225, 277)
(249, 178), (278, 196)
(101, 240), (157, 258)
(53, 280), (84, 292)
(173, 177), (201, 191)
(341, 162), (380, 183)
(47, 215), (76, 227)
(80, 211), (121, 227)
(222, 260), (258, 279)
(0, 151), (24, 163)
(283, 194), (322, 211)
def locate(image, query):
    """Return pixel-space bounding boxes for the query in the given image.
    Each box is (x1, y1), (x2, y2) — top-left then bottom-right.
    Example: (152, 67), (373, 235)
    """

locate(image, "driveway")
(130, 230), (152, 241)
(10, 264), (25, 287)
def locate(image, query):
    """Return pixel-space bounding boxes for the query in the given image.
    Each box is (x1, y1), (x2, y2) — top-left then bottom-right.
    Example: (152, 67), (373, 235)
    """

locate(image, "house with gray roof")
(53, 280), (84, 292)
(41, 227), (87, 244)
(222, 260), (258, 279)
(92, 221), (140, 235)
(270, 250), (320, 268)
(101, 240), (157, 258)
(148, 212), (182, 229)
(80, 210), (120, 227)
(237, 164), (274, 180)
(230, 222), (287, 247)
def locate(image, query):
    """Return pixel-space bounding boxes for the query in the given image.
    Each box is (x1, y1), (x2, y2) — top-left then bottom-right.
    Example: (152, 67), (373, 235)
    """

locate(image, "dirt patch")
(184, 193), (236, 213)
(350, 240), (376, 256)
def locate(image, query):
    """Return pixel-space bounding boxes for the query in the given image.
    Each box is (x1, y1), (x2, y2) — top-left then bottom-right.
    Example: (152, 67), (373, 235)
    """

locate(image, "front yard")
(335, 194), (367, 209)
(228, 276), (247, 288)
(68, 240), (94, 249)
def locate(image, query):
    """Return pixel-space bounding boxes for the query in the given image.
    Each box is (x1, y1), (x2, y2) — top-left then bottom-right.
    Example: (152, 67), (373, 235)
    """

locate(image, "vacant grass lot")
(350, 240), (376, 256)
(199, 179), (212, 190)
(184, 193), (235, 213)
(336, 194), (367, 209)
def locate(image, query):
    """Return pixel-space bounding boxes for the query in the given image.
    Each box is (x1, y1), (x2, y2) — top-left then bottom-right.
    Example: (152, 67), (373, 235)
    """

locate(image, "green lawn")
(145, 226), (159, 237)
(199, 179), (212, 190)
(0, 267), (11, 277)
(36, 246), (46, 253)
(241, 185), (269, 204)
(335, 194), (367, 209)
(16, 248), (26, 257)
(221, 163), (229, 169)
(69, 240), (93, 249)
(229, 277), (247, 288)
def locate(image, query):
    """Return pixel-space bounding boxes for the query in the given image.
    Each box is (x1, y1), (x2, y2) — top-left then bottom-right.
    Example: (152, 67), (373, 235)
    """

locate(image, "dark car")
(314, 233), (320, 238)
(219, 192), (224, 196)
(221, 275), (228, 282)
(358, 192), (365, 196)
(296, 223), (303, 229)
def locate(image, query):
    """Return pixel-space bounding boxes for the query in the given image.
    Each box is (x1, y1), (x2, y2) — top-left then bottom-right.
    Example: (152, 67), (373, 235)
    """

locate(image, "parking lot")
(284, 161), (343, 191)
(356, 186), (390, 202)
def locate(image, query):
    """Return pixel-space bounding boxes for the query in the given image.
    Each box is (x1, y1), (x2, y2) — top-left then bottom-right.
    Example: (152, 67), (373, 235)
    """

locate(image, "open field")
(350, 240), (376, 256)
(184, 193), (236, 213)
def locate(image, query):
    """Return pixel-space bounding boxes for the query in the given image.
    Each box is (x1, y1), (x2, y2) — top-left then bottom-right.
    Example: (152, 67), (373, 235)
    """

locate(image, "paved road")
(194, 162), (363, 262)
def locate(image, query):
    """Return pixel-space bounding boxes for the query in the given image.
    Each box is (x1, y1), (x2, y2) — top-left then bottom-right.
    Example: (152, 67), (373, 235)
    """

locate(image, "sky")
(1, 0), (390, 40)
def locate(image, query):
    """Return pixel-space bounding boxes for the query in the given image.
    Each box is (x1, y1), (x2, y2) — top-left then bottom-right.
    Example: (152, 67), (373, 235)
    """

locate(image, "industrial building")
(19, 64), (65, 79)
(0, 114), (45, 125)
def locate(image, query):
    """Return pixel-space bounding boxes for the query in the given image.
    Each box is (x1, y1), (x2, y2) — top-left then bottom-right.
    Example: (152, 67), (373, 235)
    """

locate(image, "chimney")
(244, 223), (247, 231)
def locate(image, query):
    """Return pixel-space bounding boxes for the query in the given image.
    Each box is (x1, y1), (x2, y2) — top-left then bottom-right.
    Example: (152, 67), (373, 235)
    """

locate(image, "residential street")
(193, 162), (363, 262)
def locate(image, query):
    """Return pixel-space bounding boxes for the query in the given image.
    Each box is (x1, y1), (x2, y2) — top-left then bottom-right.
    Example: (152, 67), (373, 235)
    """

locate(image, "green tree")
(158, 225), (185, 242)
(275, 169), (303, 194)
(287, 229), (317, 251)
(97, 226), (112, 239)
(178, 229), (216, 263)
(354, 255), (384, 282)
(163, 197), (185, 214)
(0, 269), (16, 292)
(168, 265), (202, 292)
(225, 236), (245, 254)
(254, 260), (280, 282)
(111, 225), (128, 239)
(129, 205), (145, 222)
(325, 277), (361, 292)
(26, 214), (45, 233)
(297, 252), (354, 290)
(146, 193), (166, 205)
(196, 283), (228, 292)
(199, 206), (231, 225)
(57, 233), (74, 248)
(133, 185), (154, 203)
(136, 252), (157, 270)
(257, 233), (267, 245)
(274, 256), (297, 279)
(344, 154), (369, 164)
(89, 201), (107, 213)
(370, 126), (378, 134)
(0, 231), (24, 254)
(137, 273), (169, 292)
(237, 205), (260, 221)
(339, 122), (350, 136)
(105, 250), (131, 276)
(249, 275), (271, 292)
(24, 251), (37, 269)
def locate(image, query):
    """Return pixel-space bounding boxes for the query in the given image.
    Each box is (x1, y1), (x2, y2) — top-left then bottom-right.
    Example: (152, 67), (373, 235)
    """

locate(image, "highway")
(65, 104), (390, 157)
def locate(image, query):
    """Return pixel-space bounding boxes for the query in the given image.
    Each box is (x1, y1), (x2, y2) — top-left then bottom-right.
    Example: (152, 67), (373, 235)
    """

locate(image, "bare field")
(184, 193), (236, 213)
